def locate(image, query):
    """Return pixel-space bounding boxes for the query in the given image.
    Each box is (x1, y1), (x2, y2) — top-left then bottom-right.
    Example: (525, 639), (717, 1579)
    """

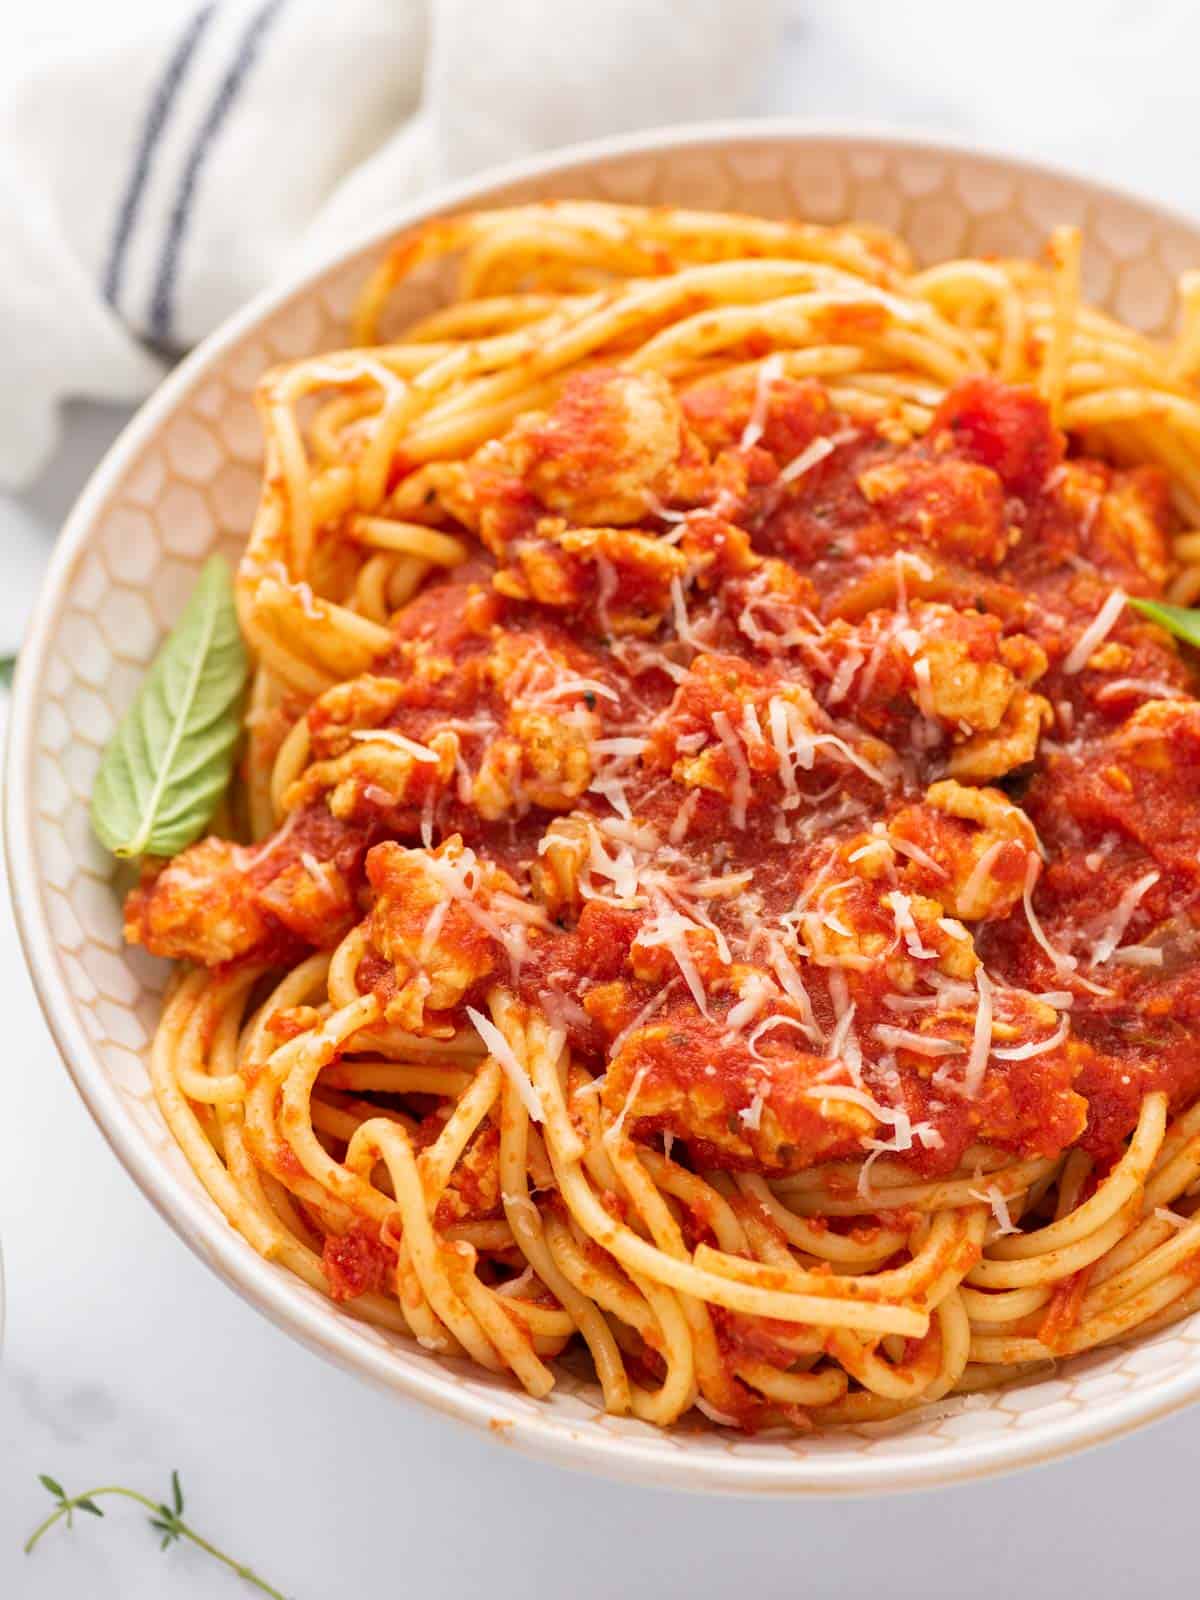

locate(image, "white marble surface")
(8, 4), (1200, 1595)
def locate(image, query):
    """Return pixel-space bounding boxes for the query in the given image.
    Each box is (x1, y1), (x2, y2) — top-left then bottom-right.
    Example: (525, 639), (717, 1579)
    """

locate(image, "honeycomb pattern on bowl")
(16, 132), (1200, 1492)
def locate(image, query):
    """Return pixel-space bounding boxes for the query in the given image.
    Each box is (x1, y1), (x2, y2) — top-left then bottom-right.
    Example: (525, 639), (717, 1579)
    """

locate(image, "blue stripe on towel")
(148, 0), (288, 350)
(102, 3), (218, 313)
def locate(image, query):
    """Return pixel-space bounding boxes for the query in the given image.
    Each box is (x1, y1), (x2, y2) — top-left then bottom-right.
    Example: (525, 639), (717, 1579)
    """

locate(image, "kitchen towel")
(0, 0), (776, 487)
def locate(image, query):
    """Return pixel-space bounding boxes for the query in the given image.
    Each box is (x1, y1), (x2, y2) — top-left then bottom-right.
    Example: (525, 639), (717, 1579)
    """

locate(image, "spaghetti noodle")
(123, 203), (1200, 1430)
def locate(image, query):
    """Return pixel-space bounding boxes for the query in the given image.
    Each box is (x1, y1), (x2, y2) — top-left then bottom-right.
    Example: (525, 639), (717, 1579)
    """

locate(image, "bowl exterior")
(10, 123), (1200, 1495)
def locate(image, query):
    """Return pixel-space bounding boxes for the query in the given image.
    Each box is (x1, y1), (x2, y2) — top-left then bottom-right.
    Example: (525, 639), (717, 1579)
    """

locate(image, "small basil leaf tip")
(90, 556), (248, 859)
(1128, 597), (1200, 651)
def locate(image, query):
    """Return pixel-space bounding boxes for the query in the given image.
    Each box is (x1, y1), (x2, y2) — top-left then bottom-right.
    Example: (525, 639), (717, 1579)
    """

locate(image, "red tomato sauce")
(131, 371), (1200, 1182)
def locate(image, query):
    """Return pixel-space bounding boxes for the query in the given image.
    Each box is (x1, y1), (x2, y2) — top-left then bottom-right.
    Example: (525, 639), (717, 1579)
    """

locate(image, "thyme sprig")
(26, 1471), (287, 1597)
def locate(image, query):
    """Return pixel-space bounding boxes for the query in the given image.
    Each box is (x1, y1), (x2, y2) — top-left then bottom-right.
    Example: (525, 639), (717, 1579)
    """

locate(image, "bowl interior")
(12, 126), (1200, 1493)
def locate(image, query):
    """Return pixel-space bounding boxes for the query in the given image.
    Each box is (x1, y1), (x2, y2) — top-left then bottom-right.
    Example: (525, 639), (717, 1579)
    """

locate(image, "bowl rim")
(9, 117), (1200, 1495)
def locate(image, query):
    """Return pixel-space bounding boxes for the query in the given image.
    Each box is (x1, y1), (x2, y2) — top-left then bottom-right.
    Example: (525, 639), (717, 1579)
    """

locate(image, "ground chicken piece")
(724, 558), (821, 658)
(522, 370), (708, 523)
(256, 858), (355, 945)
(363, 838), (519, 1032)
(482, 630), (610, 713)
(283, 729), (459, 820)
(125, 806), (368, 965)
(378, 637), (462, 692)
(857, 454), (1013, 566)
(680, 369), (837, 461)
(917, 632), (1017, 732)
(998, 633), (1050, 684)
(891, 780), (1040, 921)
(455, 370), (709, 542)
(598, 999), (869, 1173)
(1096, 469), (1172, 588)
(493, 521), (686, 632)
(1114, 696), (1200, 773)
(798, 873), (977, 985)
(678, 515), (760, 588)
(835, 830), (896, 880)
(126, 807), (373, 966)
(306, 675), (408, 759)
(646, 652), (858, 822)
(628, 912), (729, 996)
(819, 603), (1046, 763)
(797, 877), (892, 974)
(530, 814), (593, 920)
(1056, 461), (1172, 589)
(916, 617), (1046, 731)
(472, 705), (595, 819)
(946, 687), (1052, 780)
(125, 838), (269, 966)
(427, 449), (536, 556)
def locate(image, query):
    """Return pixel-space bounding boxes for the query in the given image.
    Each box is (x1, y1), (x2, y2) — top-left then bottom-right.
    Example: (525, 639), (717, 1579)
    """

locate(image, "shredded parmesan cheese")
(351, 728), (439, 762)
(670, 576), (708, 653)
(740, 353), (785, 449)
(1110, 945), (1165, 968)
(826, 646), (865, 706)
(738, 1091), (765, 1132)
(872, 1025), (963, 1057)
(967, 1184), (1021, 1237)
(1063, 588), (1127, 674)
(747, 1012), (814, 1060)
(1091, 871), (1160, 965)
(1155, 1207), (1189, 1230)
(668, 788), (701, 845)
(1095, 678), (1185, 705)
(608, 983), (677, 1062)
(890, 832), (948, 879)
(778, 434), (836, 484)
(638, 902), (712, 1016)
(825, 970), (862, 1083)
(298, 851), (336, 897)
(884, 890), (936, 960)
(1022, 857), (1077, 972)
(963, 968), (994, 1096)
(605, 1063), (650, 1146)
(991, 1016), (1070, 1060)
(466, 1007), (544, 1122)
(958, 841), (1007, 919)
(723, 971), (775, 1038)
(911, 656), (936, 720)
(542, 677), (620, 705)
(711, 709), (752, 829)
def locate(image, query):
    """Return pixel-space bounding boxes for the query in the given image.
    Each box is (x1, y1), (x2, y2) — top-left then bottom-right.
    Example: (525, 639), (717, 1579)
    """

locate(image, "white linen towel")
(0, 0), (776, 488)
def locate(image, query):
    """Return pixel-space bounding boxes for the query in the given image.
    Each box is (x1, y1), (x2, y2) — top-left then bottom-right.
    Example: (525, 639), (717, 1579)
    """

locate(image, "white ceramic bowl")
(11, 123), (1200, 1495)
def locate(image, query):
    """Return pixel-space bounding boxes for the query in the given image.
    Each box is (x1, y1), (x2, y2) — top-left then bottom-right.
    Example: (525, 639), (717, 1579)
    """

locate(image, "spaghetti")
(123, 202), (1200, 1430)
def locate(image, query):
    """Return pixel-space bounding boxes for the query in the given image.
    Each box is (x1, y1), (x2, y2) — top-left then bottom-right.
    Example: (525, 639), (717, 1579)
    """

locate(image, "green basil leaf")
(38, 1474), (64, 1500)
(1128, 597), (1200, 650)
(90, 555), (247, 859)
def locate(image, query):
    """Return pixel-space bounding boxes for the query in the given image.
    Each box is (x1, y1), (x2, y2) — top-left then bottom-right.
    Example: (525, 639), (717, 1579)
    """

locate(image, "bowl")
(10, 122), (1200, 1495)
